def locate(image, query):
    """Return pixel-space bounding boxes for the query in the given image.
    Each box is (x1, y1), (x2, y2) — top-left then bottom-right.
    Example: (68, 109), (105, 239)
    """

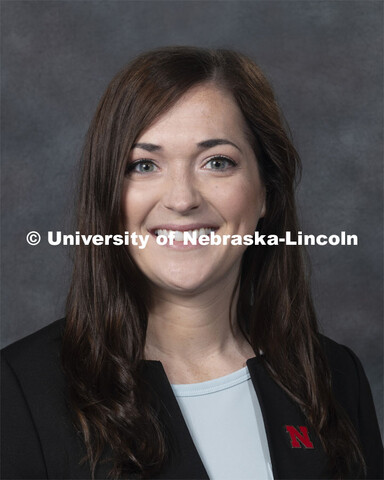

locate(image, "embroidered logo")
(285, 425), (314, 449)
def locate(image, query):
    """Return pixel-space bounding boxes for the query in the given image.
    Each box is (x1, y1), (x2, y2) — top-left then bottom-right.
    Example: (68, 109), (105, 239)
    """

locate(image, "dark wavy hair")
(62, 46), (365, 479)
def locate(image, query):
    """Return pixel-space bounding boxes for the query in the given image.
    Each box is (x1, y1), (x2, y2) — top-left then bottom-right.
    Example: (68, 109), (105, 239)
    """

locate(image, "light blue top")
(171, 366), (273, 480)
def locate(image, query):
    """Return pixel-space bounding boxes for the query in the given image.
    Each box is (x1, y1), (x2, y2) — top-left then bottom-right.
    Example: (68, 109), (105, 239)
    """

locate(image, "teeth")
(154, 228), (215, 240)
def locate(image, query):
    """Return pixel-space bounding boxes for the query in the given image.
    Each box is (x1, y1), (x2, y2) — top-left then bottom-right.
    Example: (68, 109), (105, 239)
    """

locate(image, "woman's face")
(122, 83), (266, 295)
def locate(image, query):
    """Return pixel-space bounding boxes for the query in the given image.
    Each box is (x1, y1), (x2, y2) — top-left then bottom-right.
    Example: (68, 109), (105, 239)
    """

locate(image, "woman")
(1, 47), (382, 480)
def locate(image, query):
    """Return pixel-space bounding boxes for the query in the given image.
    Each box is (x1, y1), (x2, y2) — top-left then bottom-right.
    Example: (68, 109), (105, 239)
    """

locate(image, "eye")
(204, 155), (237, 171)
(126, 159), (158, 175)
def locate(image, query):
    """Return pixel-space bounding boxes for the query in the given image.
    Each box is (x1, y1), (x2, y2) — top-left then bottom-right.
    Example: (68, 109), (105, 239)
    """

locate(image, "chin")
(153, 271), (216, 295)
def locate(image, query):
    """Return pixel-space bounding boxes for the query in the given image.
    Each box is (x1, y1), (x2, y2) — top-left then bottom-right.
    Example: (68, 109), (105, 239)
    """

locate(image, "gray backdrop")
(1, 1), (383, 432)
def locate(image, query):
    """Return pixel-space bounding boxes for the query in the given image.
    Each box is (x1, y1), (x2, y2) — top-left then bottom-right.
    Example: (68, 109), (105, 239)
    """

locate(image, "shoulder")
(2, 318), (65, 359)
(2, 318), (65, 378)
(1, 319), (84, 479)
(2, 318), (65, 354)
(1, 319), (67, 415)
(319, 334), (380, 432)
(319, 334), (362, 376)
(319, 337), (384, 477)
(319, 334), (368, 401)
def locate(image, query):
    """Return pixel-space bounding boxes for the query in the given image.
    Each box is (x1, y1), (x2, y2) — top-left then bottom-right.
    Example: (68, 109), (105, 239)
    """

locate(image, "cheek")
(210, 176), (264, 227)
(122, 183), (152, 229)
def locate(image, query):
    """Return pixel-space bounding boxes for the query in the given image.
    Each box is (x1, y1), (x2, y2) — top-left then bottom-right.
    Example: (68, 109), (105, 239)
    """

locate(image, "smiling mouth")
(153, 227), (217, 242)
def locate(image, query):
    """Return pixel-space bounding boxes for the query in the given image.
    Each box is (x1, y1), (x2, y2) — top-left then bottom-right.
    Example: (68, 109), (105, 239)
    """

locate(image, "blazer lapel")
(142, 361), (209, 479)
(143, 357), (333, 480)
(246, 357), (332, 479)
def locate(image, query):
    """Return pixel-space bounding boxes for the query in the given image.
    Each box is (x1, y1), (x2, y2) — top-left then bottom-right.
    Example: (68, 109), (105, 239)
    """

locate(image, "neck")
(144, 274), (255, 383)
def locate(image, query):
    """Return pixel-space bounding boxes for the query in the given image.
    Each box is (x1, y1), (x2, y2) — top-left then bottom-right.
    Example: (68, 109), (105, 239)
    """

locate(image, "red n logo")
(285, 425), (314, 449)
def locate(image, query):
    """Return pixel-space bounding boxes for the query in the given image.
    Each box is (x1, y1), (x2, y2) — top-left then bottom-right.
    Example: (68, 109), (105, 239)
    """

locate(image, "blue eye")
(126, 160), (157, 175)
(205, 156), (236, 171)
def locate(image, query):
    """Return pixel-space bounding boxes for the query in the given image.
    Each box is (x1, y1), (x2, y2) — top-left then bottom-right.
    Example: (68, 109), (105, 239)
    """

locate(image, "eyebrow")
(131, 142), (161, 152)
(131, 138), (241, 152)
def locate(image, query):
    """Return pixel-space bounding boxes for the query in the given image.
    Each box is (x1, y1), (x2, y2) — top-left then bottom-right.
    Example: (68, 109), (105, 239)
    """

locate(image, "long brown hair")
(63, 46), (365, 479)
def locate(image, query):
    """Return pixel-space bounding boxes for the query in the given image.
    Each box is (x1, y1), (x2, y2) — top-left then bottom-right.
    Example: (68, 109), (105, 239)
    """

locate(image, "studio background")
(1, 1), (382, 432)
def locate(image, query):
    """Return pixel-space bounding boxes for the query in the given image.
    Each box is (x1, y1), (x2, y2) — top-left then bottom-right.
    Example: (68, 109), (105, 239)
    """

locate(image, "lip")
(148, 223), (220, 234)
(147, 223), (220, 250)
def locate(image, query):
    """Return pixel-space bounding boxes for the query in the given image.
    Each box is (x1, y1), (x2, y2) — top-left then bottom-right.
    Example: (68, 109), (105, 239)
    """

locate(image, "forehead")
(135, 84), (251, 148)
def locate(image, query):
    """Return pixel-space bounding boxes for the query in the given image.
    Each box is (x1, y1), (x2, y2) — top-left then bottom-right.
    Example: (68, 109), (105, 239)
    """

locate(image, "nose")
(161, 168), (201, 214)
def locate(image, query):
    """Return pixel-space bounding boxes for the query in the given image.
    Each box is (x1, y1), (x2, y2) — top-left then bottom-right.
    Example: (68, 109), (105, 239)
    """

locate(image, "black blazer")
(1, 319), (383, 479)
